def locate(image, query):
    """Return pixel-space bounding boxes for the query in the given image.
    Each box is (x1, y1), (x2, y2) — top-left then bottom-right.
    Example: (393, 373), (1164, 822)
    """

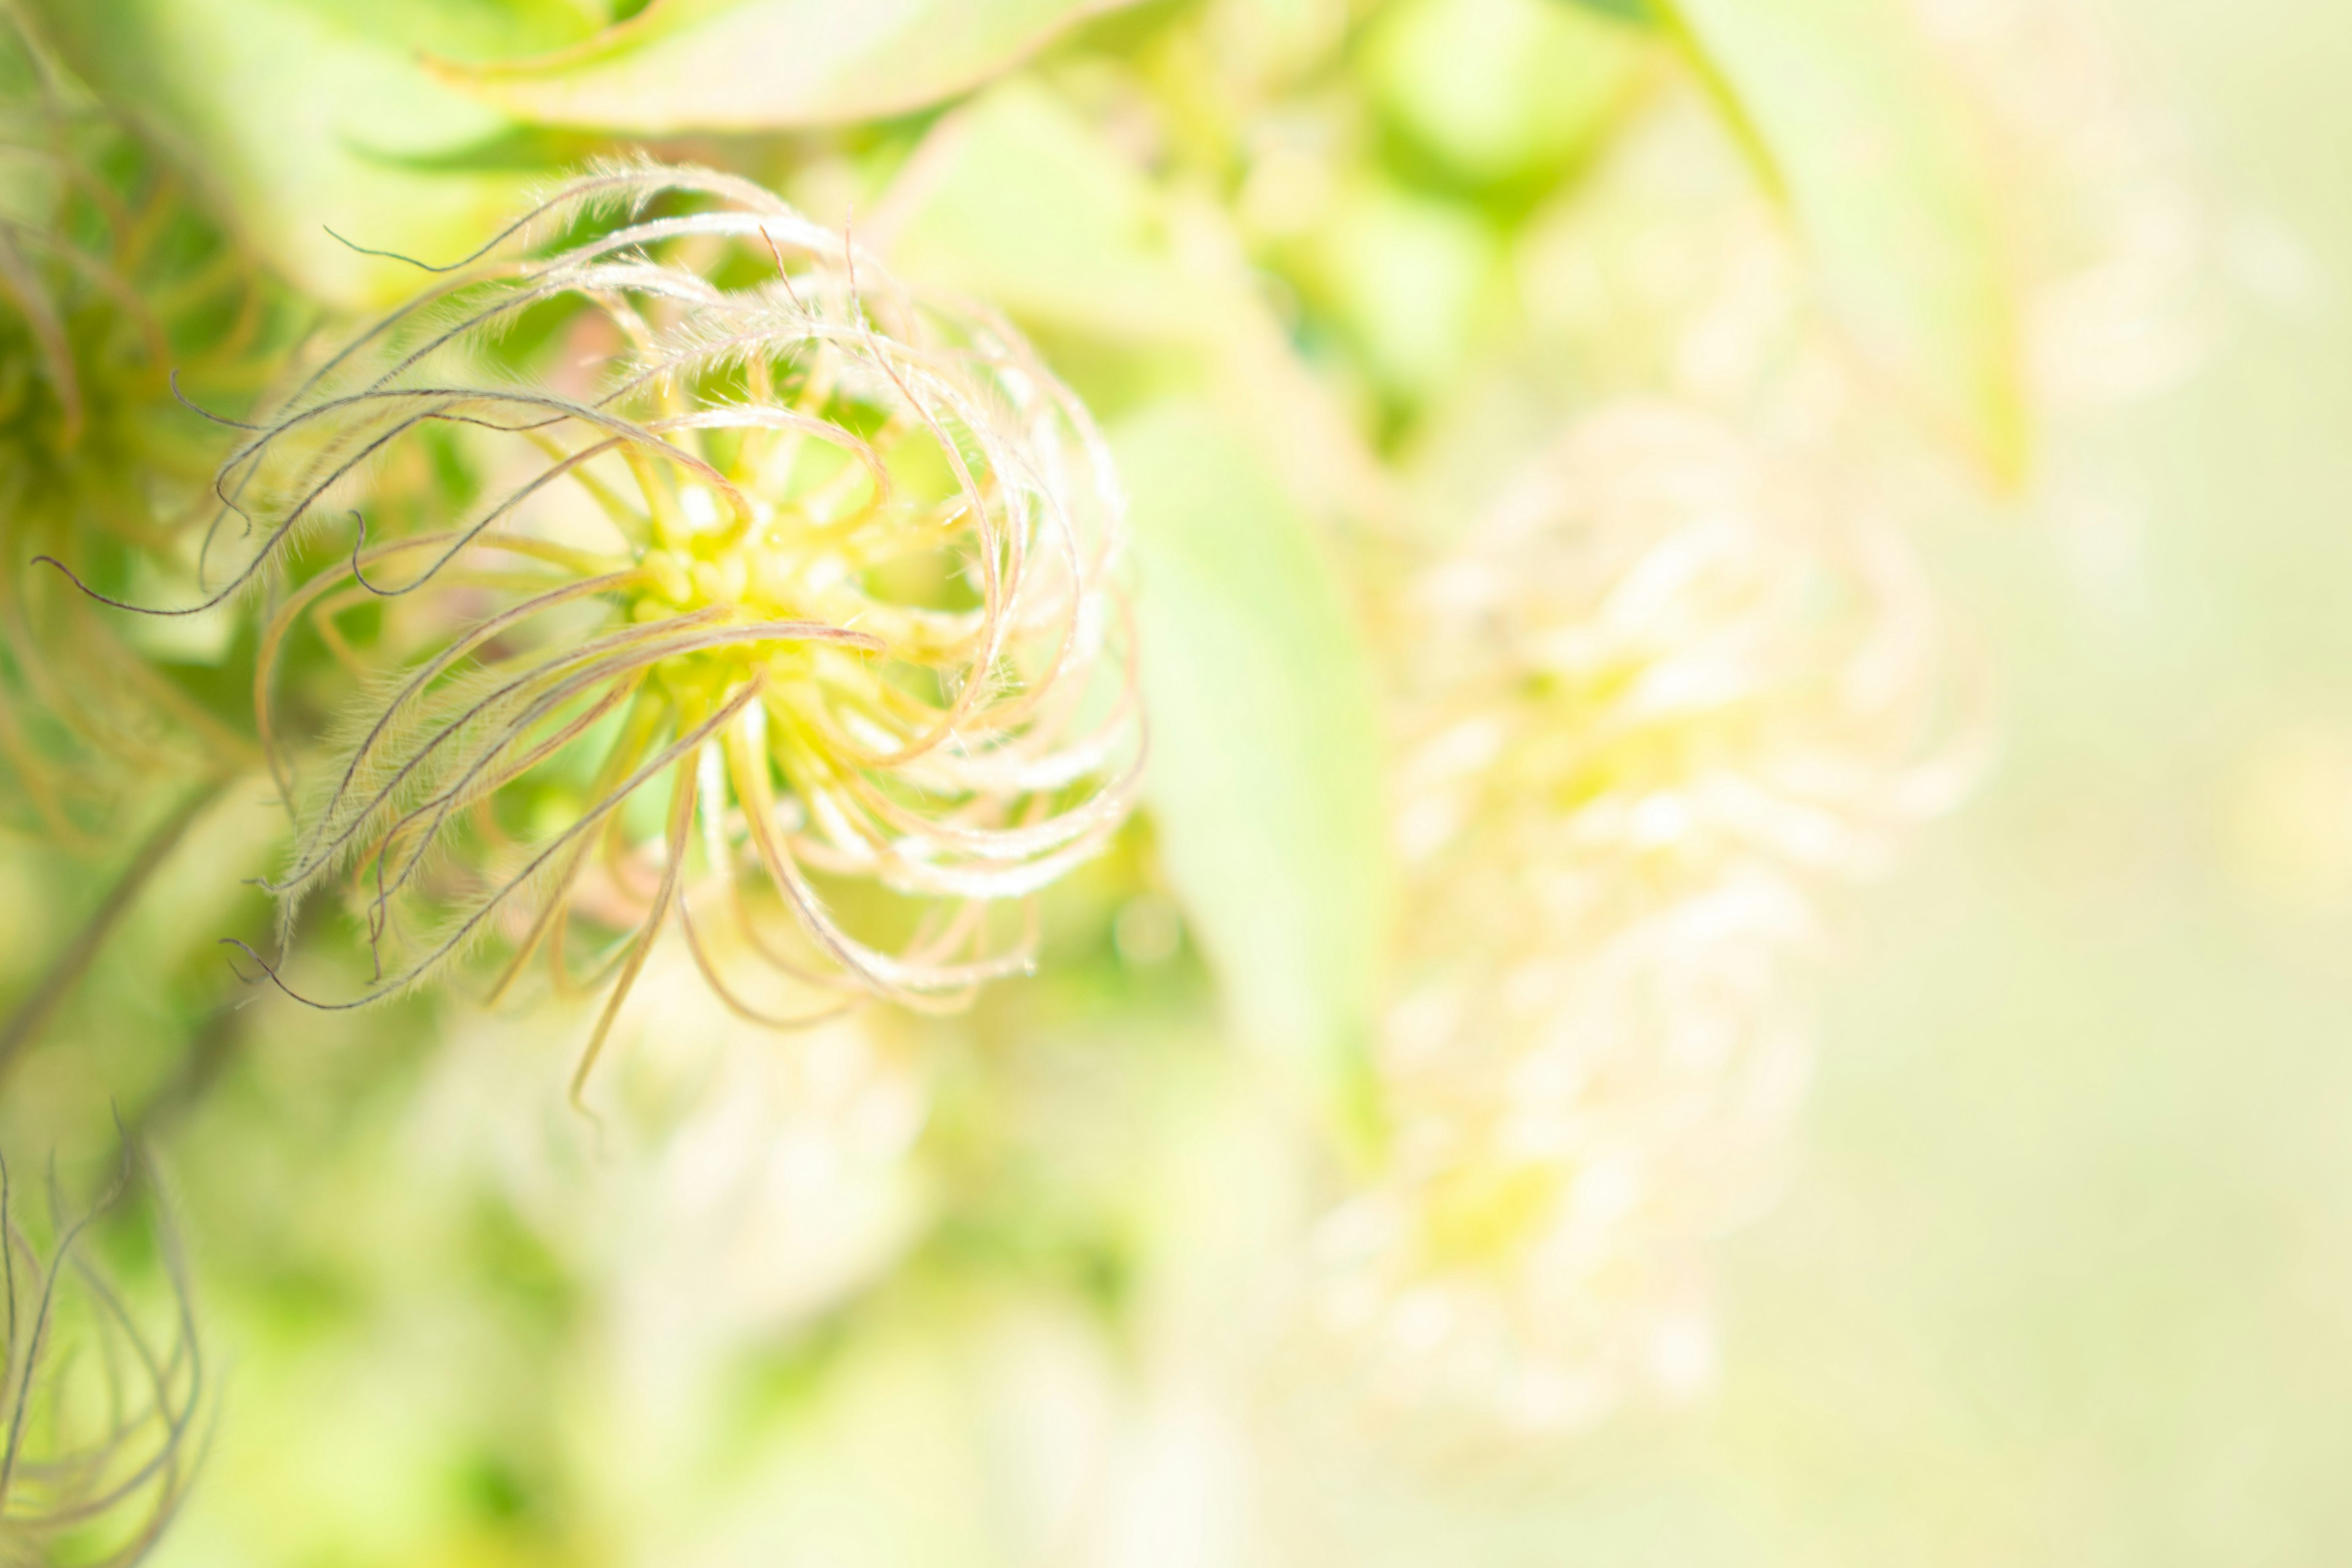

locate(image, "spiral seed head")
(211, 161), (1140, 1096)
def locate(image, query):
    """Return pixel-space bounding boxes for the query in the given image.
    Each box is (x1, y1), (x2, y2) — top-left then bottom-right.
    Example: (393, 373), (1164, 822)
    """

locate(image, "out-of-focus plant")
(0, 10), (300, 1101)
(0, 12), (273, 845)
(0, 1148), (205, 1566)
(1319, 403), (1978, 1430)
(424, 0), (1137, 134)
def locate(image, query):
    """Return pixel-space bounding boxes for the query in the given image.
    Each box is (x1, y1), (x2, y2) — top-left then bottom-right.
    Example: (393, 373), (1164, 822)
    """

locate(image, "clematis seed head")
(197, 160), (1140, 1101)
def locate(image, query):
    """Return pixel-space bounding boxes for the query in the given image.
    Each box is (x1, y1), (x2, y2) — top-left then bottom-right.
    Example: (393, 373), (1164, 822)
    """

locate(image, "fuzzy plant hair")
(0, 1147), (208, 1567)
(150, 159), (1140, 1102)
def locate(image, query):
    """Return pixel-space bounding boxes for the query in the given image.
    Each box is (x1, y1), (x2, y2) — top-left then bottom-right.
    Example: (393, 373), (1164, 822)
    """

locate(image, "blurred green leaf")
(878, 82), (1400, 530)
(1564, 0), (1654, 21)
(1114, 400), (1392, 1148)
(880, 80), (1202, 343)
(24, 0), (572, 305)
(426, 0), (1133, 132)
(1314, 177), (1498, 400)
(1366, 0), (1651, 188)
(1660, 0), (2029, 481)
(271, 0), (600, 60)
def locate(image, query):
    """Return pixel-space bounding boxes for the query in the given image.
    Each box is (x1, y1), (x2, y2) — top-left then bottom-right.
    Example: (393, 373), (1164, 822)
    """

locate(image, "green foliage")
(1114, 399), (1392, 1149)
(881, 80), (1200, 345)
(1366, 0), (1651, 190)
(1566, 0), (1654, 21)
(423, 0), (1133, 132)
(22, 0), (564, 304)
(1310, 176), (1499, 401)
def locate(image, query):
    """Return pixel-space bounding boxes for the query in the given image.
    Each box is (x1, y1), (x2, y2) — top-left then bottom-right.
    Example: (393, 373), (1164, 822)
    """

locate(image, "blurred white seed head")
(1319, 402), (1978, 1433)
(1402, 404), (1974, 905)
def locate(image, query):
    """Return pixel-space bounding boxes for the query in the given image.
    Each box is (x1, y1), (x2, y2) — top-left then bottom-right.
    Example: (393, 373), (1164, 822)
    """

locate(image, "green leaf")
(424, 0), (1132, 133)
(878, 82), (1400, 530)
(1114, 399), (1393, 1150)
(1659, 0), (2029, 482)
(1562, 0), (1654, 22)
(1313, 177), (1499, 399)
(1368, 0), (1651, 188)
(263, 0), (602, 61)
(878, 80), (1202, 344)
(24, 0), (581, 305)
